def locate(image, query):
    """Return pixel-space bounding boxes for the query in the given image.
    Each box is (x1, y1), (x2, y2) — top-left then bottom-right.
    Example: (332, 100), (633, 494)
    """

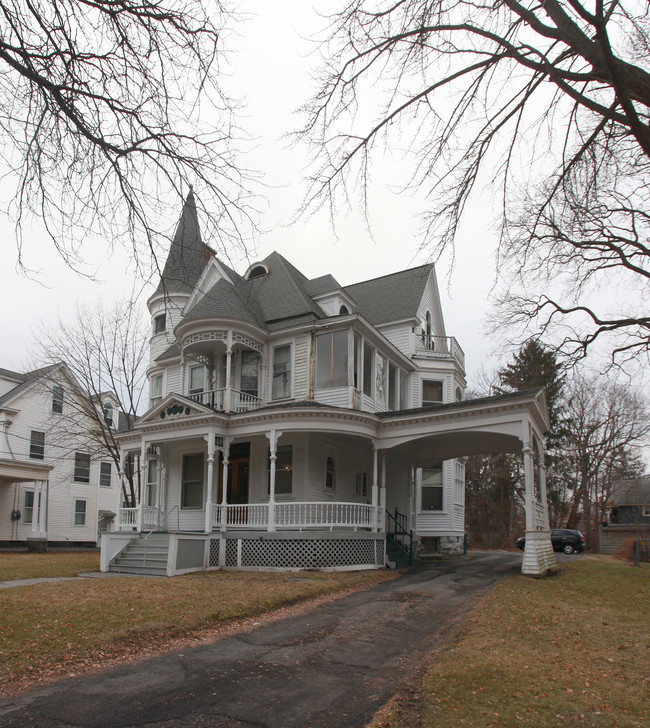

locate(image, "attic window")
(339, 305), (349, 315)
(245, 263), (269, 280)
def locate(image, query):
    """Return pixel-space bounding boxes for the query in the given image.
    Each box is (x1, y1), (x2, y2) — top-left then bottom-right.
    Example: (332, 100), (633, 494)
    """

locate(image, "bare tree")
(1, 0), (255, 271)
(300, 0), (650, 365)
(33, 299), (149, 507)
(561, 373), (649, 546)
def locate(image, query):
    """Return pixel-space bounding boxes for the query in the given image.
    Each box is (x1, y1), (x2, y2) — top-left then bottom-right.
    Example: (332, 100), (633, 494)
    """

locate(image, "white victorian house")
(0, 364), (123, 549)
(102, 192), (555, 577)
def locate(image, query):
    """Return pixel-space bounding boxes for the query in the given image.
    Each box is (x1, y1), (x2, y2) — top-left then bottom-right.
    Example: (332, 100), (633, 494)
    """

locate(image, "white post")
(38, 481), (47, 534)
(138, 441), (148, 532)
(220, 438), (230, 532)
(379, 450), (387, 531)
(225, 332), (233, 413)
(266, 429), (283, 533)
(371, 443), (379, 532)
(204, 431), (215, 534)
(31, 481), (40, 534)
(523, 444), (535, 533)
(117, 450), (126, 530)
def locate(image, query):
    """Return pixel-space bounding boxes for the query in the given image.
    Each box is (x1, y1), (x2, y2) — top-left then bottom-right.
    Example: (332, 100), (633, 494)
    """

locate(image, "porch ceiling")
(387, 430), (523, 465)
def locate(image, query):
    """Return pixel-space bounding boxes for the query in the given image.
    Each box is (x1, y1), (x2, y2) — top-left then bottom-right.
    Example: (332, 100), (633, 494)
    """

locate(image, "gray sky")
(1, 1), (501, 383)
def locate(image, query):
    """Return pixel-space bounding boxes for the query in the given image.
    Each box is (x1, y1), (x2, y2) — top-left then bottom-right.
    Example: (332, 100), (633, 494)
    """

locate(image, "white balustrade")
(119, 507), (138, 529)
(143, 505), (158, 528)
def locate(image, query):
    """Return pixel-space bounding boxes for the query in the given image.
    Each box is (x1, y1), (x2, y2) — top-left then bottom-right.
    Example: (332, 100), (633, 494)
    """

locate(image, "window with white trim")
(355, 472), (368, 498)
(103, 402), (114, 427)
(74, 452), (91, 483)
(30, 431), (45, 460)
(272, 345), (291, 400)
(421, 464), (444, 511)
(52, 385), (64, 413)
(362, 343), (374, 397)
(154, 314), (166, 334)
(181, 453), (204, 508)
(100, 462), (112, 488)
(422, 380), (443, 406)
(146, 459), (158, 507)
(74, 499), (87, 526)
(316, 331), (348, 388)
(189, 365), (205, 396)
(150, 374), (163, 407)
(325, 456), (335, 490)
(23, 490), (34, 524)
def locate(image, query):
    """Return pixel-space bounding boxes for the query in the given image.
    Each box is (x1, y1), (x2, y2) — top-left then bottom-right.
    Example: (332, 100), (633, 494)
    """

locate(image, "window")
(29, 431), (45, 460)
(150, 374), (163, 407)
(154, 314), (166, 334)
(181, 453), (204, 508)
(363, 343), (374, 396)
(100, 462), (112, 488)
(246, 263), (268, 279)
(146, 459), (158, 506)
(400, 370), (409, 409)
(52, 385), (64, 413)
(74, 499), (87, 526)
(339, 304), (349, 315)
(189, 365), (205, 396)
(643, 506), (650, 517)
(74, 452), (91, 483)
(422, 379), (443, 406)
(272, 345), (291, 399)
(421, 465), (444, 511)
(325, 456), (335, 490)
(456, 387), (463, 402)
(388, 364), (397, 410)
(240, 351), (260, 397)
(271, 445), (293, 495)
(316, 331), (348, 388)
(23, 490), (34, 524)
(103, 402), (114, 427)
(355, 472), (368, 498)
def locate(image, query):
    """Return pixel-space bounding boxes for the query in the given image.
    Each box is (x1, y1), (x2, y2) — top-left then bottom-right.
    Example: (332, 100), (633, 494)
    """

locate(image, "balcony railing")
(190, 388), (262, 413)
(415, 333), (465, 370)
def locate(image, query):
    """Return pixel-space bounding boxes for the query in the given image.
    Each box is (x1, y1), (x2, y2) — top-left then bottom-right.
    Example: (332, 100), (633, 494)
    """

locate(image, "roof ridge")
(344, 262), (434, 288)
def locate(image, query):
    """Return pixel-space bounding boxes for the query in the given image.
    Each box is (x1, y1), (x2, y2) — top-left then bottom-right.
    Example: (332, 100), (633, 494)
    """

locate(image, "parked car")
(515, 529), (585, 554)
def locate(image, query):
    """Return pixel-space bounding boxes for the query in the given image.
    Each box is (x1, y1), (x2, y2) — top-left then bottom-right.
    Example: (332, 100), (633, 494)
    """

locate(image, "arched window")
(339, 304), (349, 315)
(245, 263), (269, 280)
(325, 456), (335, 490)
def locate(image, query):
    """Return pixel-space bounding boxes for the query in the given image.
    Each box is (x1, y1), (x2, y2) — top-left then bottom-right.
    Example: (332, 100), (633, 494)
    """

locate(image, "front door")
(218, 442), (250, 504)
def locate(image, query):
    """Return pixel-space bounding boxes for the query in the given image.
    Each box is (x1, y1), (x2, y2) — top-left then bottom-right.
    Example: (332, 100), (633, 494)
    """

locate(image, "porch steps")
(386, 537), (412, 569)
(109, 534), (170, 576)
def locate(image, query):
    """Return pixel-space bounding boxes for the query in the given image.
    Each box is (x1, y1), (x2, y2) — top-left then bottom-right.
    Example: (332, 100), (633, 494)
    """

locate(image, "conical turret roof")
(155, 190), (212, 296)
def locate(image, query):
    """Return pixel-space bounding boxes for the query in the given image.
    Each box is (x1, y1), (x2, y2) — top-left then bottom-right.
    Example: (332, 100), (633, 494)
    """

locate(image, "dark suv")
(515, 529), (585, 554)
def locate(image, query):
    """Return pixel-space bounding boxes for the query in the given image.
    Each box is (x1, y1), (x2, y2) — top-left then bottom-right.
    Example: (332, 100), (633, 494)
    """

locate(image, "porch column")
(225, 331), (233, 413)
(523, 444), (535, 534)
(31, 481), (41, 534)
(116, 450), (126, 529)
(138, 440), (148, 532)
(38, 481), (47, 534)
(537, 438), (550, 529)
(371, 443), (379, 532)
(220, 438), (231, 532)
(379, 450), (387, 531)
(266, 429), (283, 533)
(204, 431), (216, 534)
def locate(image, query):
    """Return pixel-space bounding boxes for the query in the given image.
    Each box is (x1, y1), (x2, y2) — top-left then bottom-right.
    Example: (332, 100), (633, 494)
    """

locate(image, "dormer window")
(245, 263), (269, 280)
(103, 402), (114, 427)
(154, 314), (166, 334)
(339, 305), (349, 315)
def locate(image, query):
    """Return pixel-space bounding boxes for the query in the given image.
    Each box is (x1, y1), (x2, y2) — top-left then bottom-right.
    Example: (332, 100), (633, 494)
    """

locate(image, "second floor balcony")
(414, 333), (465, 372)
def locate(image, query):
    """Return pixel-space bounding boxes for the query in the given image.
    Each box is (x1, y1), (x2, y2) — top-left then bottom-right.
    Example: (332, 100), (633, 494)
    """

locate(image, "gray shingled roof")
(611, 478), (650, 506)
(303, 274), (343, 297)
(155, 190), (212, 296)
(344, 264), (434, 325)
(183, 278), (266, 328)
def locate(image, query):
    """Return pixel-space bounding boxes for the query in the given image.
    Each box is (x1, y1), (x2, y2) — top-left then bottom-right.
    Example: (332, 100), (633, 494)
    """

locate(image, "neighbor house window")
(74, 499), (87, 526)
(316, 331), (348, 388)
(29, 431), (45, 460)
(272, 345), (291, 399)
(103, 402), (114, 427)
(23, 490), (34, 524)
(643, 506), (650, 517)
(189, 365), (205, 396)
(325, 456), (335, 490)
(181, 453), (204, 508)
(270, 445), (293, 495)
(154, 314), (166, 334)
(74, 452), (91, 483)
(52, 385), (64, 413)
(150, 374), (163, 407)
(99, 462), (112, 488)
(421, 464), (444, 511)
(422, 380), (443, 406)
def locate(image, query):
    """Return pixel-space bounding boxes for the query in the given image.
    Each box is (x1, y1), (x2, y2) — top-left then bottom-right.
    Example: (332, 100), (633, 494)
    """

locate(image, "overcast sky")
(0, 2), (546, 386)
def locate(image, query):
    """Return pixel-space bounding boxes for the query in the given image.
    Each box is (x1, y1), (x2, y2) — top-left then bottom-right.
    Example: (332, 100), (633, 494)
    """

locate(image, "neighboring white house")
(0, 364), (123, 549)
(102, 192), (555, 577)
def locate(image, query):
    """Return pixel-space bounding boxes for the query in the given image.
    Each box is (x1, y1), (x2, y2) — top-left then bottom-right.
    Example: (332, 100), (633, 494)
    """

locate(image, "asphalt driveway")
(1, 551), (522, 728)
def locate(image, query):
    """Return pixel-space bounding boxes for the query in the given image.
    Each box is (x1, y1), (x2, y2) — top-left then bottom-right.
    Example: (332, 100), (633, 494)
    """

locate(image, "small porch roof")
(0, 457), (53, 483)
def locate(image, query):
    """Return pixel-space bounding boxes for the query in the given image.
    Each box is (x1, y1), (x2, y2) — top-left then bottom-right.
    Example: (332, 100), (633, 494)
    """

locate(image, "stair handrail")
(385, 507), (413, 564)
(142, 505), (178, 568)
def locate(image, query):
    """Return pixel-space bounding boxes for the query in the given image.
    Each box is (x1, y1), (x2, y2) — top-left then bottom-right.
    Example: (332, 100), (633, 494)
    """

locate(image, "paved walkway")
(0, 572), (159, 589)
(0, 551), (522, 728)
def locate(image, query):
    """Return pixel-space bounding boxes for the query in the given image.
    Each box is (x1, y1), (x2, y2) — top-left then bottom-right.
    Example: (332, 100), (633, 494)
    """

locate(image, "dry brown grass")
(0, 568), (395, 697)
(369, 556), (649, 728)
(0, 551), (100, 580)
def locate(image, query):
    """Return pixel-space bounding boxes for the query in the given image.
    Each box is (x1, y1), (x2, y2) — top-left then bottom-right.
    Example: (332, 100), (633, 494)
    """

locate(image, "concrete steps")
(110, 534), (170, 576)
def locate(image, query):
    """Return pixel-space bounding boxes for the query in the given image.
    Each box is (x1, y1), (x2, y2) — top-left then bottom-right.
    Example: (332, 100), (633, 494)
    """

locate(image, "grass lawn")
(0, 551), (100, 580)
(370, 555), (650, 728)
(0, 565), (395, 697)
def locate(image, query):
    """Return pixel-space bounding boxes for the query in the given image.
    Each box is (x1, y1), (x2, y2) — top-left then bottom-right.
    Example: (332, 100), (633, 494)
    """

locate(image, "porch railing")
(190, 388), (262, 413)
(415, 333), (465, 370)
(119, 507), (138, 528)
(211, 501), (381, 531)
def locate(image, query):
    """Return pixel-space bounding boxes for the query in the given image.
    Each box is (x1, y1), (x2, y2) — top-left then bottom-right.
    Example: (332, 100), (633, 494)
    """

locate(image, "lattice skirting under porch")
(209, 533), (385, 570)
